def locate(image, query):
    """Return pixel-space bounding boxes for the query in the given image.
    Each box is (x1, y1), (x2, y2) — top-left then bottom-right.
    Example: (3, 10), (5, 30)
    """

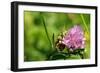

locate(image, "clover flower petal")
(62, 25), (85, 50)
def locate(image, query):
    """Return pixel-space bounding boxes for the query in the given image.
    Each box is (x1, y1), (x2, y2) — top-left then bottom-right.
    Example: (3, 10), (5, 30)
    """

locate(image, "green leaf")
(67, 54), (81, 59)
(49, 52), (70, 60)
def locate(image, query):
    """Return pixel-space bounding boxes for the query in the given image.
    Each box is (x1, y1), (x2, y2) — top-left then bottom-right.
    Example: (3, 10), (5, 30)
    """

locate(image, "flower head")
(62, 25), (85, 51)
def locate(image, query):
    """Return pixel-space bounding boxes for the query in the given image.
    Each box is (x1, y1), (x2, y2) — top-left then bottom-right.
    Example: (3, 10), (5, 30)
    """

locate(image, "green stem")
(40, 13), (52, 47)
(80, 14), (89, 34)
(52, 33), (55, 48)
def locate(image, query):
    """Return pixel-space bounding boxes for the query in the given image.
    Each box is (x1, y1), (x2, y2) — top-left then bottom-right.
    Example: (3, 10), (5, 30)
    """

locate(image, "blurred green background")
(24, 11), (90, 61)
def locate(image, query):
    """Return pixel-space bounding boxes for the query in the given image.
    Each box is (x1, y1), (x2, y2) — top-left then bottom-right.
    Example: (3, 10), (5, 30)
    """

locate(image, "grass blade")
(40, 13), (52, 47)
(80, 14), (89, 34)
